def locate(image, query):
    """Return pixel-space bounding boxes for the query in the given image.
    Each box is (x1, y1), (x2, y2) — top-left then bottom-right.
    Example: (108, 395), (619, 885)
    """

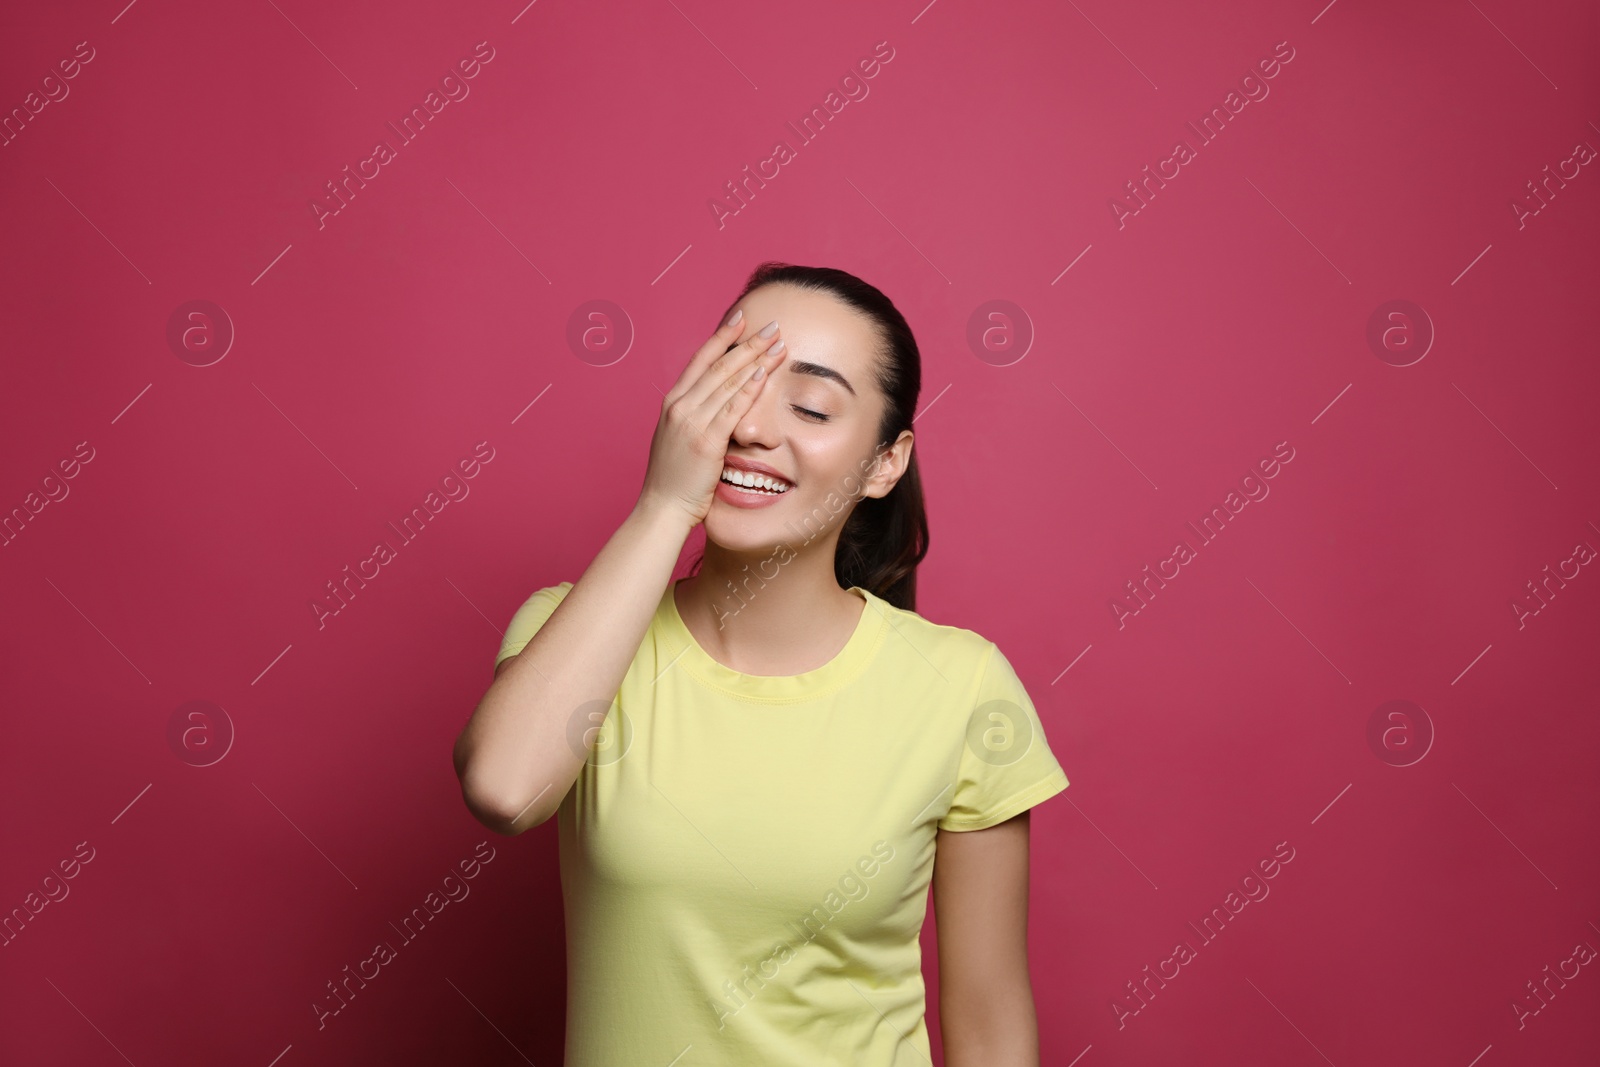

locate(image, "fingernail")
(759, 320), (779, 338)
(769, 339), (786, 356)
(726, 308), (743, 327)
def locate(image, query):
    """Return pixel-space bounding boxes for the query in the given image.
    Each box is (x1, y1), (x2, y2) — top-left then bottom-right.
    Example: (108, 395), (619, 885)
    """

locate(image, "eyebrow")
(785, 359), (856, 397)
(723, 340), (857, 397)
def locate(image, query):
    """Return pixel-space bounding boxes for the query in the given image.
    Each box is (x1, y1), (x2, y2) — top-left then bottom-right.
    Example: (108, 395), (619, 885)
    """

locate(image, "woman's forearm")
(940, 975), (1042, 1067)
(453, 499), (691, 833)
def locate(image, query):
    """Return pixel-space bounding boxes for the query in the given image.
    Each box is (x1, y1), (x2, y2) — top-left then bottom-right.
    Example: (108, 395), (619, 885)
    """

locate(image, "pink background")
(3, 0), (1598, 1064)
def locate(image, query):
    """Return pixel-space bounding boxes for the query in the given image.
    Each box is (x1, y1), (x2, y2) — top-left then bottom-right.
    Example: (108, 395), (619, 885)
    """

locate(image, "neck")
(678, 532), (857, 659)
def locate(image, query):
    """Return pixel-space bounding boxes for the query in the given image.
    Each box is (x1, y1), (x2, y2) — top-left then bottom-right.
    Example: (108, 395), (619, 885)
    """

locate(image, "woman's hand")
(638, 310), (788, 528)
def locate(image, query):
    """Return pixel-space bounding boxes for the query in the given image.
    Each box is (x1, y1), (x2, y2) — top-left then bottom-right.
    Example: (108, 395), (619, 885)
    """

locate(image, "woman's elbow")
(456, 761), (561, 836)
(452, 744), (524, 835)
(457, 777), (535, 836)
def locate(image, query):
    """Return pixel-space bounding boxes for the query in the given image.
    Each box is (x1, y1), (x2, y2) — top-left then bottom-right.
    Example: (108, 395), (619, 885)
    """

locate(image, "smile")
(719, 467), (792, 494)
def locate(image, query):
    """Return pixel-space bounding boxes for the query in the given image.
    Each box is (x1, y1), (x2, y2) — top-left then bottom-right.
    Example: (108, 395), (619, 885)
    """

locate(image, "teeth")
(721, 466), (790, 493)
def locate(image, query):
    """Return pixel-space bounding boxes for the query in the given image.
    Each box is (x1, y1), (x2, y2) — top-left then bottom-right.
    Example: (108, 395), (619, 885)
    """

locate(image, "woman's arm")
(932, 810), (1041, 1066)
(452, 310), (788, 836)
(452, 499), (692, 835)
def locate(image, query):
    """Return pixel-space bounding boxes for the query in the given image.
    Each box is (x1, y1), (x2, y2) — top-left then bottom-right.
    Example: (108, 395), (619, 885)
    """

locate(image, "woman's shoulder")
(495, 582), (578, 670)
(509, 580), (575, 611)
(857, 587), (1000, 666)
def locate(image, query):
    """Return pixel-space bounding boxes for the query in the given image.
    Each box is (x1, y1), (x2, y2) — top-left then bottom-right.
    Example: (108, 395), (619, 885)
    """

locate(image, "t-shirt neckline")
(659, 577), (887, 703)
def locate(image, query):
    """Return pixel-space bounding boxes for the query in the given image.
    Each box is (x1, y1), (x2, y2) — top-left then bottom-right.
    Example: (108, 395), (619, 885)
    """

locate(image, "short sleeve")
(937, 641), (1069, 832)
(493, 582), (574, 673)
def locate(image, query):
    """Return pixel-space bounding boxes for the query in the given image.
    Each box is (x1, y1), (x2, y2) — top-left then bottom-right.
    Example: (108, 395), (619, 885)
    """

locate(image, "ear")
(862, 430), (914, 499)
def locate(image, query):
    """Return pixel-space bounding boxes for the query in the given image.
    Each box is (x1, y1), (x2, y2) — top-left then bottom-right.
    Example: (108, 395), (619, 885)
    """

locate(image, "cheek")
(792, 440), (872, 499)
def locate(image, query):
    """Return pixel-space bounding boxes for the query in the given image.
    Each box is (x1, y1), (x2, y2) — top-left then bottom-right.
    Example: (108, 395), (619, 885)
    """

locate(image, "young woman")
(453, 262), (1069, 1066)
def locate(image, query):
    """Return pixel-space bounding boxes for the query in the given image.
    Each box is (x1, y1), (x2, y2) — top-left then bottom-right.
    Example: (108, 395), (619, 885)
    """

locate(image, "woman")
(453, 262), (1069, 1066)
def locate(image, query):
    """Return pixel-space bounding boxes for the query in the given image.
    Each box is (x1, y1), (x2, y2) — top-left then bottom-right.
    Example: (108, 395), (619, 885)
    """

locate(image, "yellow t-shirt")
(493, 578), (1069, 1067)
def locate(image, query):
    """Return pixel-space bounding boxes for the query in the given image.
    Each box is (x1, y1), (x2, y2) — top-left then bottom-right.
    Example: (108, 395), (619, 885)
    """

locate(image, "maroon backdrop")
(3, 0), (1598, 1064)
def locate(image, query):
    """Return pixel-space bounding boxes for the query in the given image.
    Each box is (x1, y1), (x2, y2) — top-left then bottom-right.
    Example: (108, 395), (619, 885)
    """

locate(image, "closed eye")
(793, 406), (830, 422)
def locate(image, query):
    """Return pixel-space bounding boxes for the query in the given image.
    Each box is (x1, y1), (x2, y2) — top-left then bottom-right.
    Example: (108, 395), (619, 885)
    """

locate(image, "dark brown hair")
(693, 261), (930, 610)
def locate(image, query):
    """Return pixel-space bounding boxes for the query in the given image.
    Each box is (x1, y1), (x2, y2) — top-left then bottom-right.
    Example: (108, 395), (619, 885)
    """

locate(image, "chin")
(704, 505), (795, 554)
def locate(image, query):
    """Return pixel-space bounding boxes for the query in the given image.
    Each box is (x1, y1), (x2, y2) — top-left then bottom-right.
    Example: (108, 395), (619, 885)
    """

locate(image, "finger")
(696, 336), (788, 433)
(663, 310), (749, 407)
(680, 321), (783, 413)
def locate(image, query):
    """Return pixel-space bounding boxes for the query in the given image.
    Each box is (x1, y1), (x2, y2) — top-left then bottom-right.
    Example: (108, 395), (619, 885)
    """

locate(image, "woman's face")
(705, 283), (911, 553)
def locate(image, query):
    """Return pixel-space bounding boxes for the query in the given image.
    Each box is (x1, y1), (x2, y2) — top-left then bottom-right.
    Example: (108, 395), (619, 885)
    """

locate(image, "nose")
(731, 372), (783, 449)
